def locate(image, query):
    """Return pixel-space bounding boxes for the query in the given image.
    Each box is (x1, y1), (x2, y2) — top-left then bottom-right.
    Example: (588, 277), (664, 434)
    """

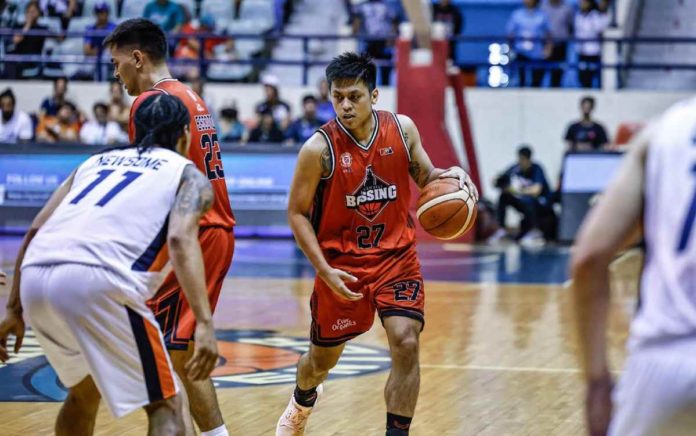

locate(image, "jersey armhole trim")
(391, 113), (412, 162)
(317, 129), (335, 180)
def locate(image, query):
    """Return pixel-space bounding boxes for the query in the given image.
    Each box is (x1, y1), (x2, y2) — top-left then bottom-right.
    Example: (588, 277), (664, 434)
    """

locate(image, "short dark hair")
(133, 94), (190, 151)
(59, 101), (76, 113)
(93, 102), (108, 113)
(580, 96), (595, 108)
(325, 52), (377, 91)
(103, 18), (168, 62)
(220, 107), (238, 119)
(518, 145), (532, 159)
(0, 88), (16, 105)
(54, 77), (67, 88)
(302, 94), (317, 105)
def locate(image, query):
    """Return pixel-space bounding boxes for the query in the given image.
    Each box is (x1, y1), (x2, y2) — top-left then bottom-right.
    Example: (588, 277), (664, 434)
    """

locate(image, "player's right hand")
(185, 321), (219, 381)
(0, 310), (26, 363)
(319, 268), (363, 301)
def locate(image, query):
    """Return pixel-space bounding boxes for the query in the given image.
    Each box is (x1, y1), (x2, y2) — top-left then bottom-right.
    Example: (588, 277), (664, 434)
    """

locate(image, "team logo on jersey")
(345, 166), (397, 221)
(0, 329), (391, 401)
(340, 152), (352, 168)
(379, 147), (393, 156)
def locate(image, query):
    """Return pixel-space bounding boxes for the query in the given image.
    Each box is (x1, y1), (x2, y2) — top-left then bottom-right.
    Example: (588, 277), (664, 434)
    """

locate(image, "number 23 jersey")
(129, 79), (235, 229)
(312, 111), (416, 257)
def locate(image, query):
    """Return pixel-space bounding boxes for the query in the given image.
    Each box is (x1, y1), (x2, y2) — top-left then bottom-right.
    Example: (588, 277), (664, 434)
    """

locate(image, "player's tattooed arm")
(174, 165), (214, 217)
(320, 143), (332, 179)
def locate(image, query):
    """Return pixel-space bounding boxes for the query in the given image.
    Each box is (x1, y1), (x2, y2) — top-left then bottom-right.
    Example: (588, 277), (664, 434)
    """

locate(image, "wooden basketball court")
(0, 238), (639, 435)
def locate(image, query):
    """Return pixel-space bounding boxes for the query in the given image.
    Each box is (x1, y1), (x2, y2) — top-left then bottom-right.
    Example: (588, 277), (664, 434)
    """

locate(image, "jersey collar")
(335, 110), (379, 151)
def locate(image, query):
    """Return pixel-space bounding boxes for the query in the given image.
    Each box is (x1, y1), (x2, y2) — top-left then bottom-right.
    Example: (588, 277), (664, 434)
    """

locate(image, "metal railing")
(2, 29), (695, 87)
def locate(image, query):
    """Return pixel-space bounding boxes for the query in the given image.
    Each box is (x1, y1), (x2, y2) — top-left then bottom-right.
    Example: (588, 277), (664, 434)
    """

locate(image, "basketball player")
(0, 94), (218, 434)
(572, 98), (696, 435)
(104, 19), (235, 436)
(276, 52), (478, 436)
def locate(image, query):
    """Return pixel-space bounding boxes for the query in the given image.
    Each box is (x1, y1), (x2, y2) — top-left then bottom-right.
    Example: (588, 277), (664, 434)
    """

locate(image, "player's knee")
(390, 330), (420, 360)
(144, 395), (184, 434)
(65, 377), (100, 410)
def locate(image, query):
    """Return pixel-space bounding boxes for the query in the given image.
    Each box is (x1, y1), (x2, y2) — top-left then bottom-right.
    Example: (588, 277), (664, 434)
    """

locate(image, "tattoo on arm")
(320, 145), (332, 178)
(174, 165), (213, 216)
(409, 160), (424, 185)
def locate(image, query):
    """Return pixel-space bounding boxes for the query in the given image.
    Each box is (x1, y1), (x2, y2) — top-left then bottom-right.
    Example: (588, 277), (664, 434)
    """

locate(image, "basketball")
(416, 178), (478, 240)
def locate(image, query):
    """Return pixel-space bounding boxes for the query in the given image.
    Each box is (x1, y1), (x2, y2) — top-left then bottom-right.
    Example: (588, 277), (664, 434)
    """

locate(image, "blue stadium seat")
(200, 0), (234, 21)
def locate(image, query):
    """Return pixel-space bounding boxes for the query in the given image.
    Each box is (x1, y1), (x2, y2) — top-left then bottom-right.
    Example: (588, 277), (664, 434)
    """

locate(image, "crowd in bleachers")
(0, 0), (282, 81)
(0, 74), (336, 145)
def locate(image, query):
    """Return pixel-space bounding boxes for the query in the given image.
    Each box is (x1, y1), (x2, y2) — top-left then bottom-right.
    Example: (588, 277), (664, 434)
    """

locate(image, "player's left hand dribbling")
(439, 167), (479, 201)
(185, 321), (219, 381)
(0, 310), (26, 363)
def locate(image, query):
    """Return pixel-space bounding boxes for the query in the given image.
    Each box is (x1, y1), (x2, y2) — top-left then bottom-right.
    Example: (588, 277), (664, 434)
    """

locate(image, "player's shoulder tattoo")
(320, 143), (332, 178)
(174, 165), (213, 215)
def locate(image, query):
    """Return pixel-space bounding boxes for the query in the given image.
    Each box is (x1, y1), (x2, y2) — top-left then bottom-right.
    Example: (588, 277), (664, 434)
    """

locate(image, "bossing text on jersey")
(345, 166), (397, 221)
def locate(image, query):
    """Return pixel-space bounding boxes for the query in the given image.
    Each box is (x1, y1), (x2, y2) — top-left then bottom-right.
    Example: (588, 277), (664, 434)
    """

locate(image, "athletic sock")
(293, 385), (318, 407)
(201, 424), (229, 436)
(386, 412), (412, 435)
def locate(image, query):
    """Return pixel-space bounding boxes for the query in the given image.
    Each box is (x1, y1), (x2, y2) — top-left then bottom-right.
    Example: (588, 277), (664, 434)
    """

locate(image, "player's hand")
(585, 374), (613, 436)
(439, 167), (479, 201)
(319, 268), (363, 301)
(185, 320), (219, 381)
(0, 310), (26, 363)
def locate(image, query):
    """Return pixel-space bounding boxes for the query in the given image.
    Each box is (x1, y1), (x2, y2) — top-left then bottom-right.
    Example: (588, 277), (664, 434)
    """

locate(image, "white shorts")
(20, 263), (179, 418)
(610, 341), (696, 436)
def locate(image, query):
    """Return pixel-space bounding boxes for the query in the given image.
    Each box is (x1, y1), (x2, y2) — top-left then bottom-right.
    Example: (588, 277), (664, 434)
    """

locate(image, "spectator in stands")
(1, 0), (21, 29)
(248, 111), (284, 144)
(315, 78), (335, 123)
(0, 88), (33, 143)
(7, 1), (47, 79)
(285, 94), (322, 145)
(255, 74), (291, 130)
(507, 0), (552, 87)
(36, 101), (80, 142)
(40, 77), (70, 117)
(489, 145), (553, 245)
(432, 0), (463, 62)
(107, 81), (129, 132)
(143, 0), (185, 33)
(38, 0), (77, 30)
(79, 101), (127, 145)
(352, 0), (399, 85)
(575, 0), (610, 88)
(219, 107), (245, 142)
(174, 14), (224, 80)
(564, 95), (609, 151)
(83, 2), (116, 57)
(542, 0), (573, 88)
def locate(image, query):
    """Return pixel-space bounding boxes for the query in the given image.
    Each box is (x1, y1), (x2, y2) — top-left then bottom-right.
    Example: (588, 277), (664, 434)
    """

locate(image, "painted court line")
(420, 363), (582, 374)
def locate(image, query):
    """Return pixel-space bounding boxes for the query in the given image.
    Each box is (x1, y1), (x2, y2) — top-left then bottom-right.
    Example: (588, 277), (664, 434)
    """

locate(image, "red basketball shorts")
(147, 226), (234, 350)
(310, 244), (424, 347)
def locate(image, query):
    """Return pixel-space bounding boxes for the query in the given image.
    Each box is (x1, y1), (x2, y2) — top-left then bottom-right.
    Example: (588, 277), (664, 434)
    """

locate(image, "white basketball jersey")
(22, 146), (192, 297)
(630, 98), (696, 350)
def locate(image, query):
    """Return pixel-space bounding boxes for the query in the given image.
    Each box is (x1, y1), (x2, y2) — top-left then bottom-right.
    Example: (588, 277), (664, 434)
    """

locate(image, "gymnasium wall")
(4, 81), (687, 200)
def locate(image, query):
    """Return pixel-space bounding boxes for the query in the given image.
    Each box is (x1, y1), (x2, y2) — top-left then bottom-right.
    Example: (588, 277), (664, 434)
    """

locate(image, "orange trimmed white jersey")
(22, 146), (192, 298)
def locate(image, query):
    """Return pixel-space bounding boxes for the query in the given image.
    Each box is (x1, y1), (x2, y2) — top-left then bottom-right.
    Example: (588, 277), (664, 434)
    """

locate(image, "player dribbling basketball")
(276, 52), (478, 436)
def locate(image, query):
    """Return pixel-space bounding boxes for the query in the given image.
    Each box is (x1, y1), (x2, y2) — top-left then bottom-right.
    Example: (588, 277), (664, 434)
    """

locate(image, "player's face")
(330, 79), (378, 129)
(110, 46), (144, 96)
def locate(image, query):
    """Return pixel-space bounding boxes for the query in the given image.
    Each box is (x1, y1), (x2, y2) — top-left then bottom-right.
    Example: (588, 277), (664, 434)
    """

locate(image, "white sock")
(201, 424), (229, 436)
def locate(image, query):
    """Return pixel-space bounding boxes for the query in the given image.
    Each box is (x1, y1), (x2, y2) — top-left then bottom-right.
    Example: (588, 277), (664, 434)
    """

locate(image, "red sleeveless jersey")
(129, 78), (235, 229)
(312, 111), (416, 257)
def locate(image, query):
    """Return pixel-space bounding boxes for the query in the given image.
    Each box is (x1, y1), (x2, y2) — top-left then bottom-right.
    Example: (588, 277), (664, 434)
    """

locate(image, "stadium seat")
(120, 0), (145, 19)
(200, 0), (234, 21)
(226, 19), (264, 56)
(239, 0), (275, 33)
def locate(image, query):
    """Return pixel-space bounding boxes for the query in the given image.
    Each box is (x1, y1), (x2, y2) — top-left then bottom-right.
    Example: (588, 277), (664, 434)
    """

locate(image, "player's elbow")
(167, 229), (197, 255)
(570, 243), (611, 279)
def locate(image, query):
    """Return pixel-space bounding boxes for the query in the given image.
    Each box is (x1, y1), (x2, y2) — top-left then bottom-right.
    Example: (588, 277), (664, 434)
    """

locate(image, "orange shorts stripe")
(143, 320), (177, 399)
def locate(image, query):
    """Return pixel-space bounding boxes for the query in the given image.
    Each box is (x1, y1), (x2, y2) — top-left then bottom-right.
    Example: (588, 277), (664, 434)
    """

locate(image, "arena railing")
(1, 29), (694, 87)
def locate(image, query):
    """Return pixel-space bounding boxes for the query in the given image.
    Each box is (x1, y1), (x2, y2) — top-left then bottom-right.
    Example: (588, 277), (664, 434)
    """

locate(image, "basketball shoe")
(275, 384), (324, 436)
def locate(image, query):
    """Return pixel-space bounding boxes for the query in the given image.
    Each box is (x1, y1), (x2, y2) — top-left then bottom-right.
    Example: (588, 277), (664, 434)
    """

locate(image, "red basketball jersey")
(312, 111), (416, 256)
(129, 79), (235, 229)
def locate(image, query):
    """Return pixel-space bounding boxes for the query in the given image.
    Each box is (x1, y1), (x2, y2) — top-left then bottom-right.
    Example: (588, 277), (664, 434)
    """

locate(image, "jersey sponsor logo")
(195, 114), (216, 132)
(0, 329), (390, 400)
(340, 152), (352, 168)
(345, 166), (397, 221)
(331, 318), (357, 331)
(379, 147), (393, 156)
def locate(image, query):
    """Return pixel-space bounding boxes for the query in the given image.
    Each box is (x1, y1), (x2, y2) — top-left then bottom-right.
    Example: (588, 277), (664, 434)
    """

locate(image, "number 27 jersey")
(312, 111), (416, 256)
(129, 78), (235, 229)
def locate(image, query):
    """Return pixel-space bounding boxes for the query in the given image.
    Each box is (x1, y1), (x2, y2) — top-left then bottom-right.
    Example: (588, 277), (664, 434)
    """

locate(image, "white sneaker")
(486, 228), (508, 244)
(275, 384), (323, 436)
(519, 229), (545, 248)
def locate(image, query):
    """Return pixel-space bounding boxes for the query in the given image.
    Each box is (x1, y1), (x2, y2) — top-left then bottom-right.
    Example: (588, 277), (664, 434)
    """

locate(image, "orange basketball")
(416, 178), (478, 240)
